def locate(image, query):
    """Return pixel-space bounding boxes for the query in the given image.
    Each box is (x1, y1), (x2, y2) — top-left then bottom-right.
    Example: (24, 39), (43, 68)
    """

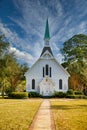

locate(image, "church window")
(32, 79), (35, 89)
(43, 67), (45, 77)
(50, 67), (51, 77)
(59, 79), (62, 89)
(46, 64), (49, 75)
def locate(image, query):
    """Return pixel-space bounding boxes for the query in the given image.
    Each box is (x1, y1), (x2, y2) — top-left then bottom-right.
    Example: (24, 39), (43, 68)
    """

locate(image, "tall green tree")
(0, 35), (9, 57)
(0, 35), (9, 96)
(0, 35), (29, 96)
(61, 34), (87, 91)
(61, 34), (87, 63)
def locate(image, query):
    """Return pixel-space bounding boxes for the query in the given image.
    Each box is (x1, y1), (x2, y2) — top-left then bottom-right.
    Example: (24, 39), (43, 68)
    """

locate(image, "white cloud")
(32, 42), (43, 58)
(0, 22), (36, 66)
(9, 47), (34, 66)
(0, 22), (31, 51)
(51, 42), (59, 51)
(56, 53), (64, 63)
(1, 0), (87, 66)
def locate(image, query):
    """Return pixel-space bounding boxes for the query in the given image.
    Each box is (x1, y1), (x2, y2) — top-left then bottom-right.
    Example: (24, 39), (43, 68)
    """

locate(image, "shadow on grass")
(51, 104), (87, 110)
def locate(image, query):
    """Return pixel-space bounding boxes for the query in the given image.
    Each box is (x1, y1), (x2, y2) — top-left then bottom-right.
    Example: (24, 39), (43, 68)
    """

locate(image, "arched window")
(43, 67), (44, 77)
(59, 79), (62, 89)
(50, 67), (51, 77)
(32, 79), (35, 89)
(46, 64), (49, 75)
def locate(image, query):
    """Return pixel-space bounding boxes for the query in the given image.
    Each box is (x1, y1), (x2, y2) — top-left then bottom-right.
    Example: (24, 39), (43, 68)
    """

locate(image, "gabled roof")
(40, 46), (53, 57)
(25, 57), (70, 77)
(54, 58), (70, 77)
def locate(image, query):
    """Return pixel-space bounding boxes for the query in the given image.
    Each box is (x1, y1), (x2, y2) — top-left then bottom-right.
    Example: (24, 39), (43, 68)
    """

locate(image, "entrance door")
(42, 82), (50, 96)
(43, 87), (49, 96)
(39, 77), (54, 96)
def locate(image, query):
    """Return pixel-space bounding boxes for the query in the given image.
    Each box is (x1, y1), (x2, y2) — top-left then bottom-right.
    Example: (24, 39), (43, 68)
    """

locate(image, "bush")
(8, 92), (28, 99)
(66, 95), (76, 99)
(75, 95), (87, 99)
(5, 87), (12, 95)
(52, 91), (66, 98)
(67, 89), (74, 95)
(28, 92), (42, 98)
(66, 95), (87, 99)
(74, 91), (83, 95)
(83, 89), (87, 95)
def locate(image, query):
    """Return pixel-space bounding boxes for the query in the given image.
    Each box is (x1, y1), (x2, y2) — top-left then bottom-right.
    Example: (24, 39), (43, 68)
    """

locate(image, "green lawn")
(51, 99), (87, 130)
(0, 99), (42, 130)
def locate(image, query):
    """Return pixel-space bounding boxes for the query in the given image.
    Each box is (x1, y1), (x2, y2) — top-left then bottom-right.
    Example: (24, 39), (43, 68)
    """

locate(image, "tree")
(61, 34), (87, 91)
(0, 35), (29, 96)
(68, 62), (84, 90)
(0, 35), (9, 57)
(61, 34), (87, 63)
(0, 35), (9, 97)
(4, 54), (22, 91)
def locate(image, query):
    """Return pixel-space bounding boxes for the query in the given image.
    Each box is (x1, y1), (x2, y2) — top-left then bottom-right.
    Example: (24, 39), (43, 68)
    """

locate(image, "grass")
(51, 99), (87, 130)
(0, 99), (42, 130)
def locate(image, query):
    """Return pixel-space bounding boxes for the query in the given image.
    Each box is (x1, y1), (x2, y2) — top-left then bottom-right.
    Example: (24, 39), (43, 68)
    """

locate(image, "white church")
(25, 19), (70, 96)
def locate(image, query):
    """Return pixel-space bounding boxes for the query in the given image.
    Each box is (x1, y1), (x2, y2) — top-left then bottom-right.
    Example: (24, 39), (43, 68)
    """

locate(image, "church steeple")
(40, 19), (53, 57)
(44, 18), (50, 46)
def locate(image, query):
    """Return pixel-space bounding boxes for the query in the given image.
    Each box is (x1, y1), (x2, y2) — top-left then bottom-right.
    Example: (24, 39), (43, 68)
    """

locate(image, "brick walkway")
(29, 99), (55, 130)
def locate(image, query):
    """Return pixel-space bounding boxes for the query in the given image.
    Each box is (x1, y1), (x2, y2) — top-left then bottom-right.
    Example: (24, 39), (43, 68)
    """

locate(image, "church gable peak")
(40, 46), (53, 57)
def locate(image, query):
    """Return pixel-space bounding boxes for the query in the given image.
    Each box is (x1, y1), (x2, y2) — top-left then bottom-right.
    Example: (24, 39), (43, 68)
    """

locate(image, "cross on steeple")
(44, 18), (50, 46)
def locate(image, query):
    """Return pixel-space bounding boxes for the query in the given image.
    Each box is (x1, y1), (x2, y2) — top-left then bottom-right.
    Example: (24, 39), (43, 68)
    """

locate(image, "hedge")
(28, 92), (42, 98)
(8, 92), (28, 99)
(52, 91), (66, 98)
(66, 95), (87, 99)
(74, 91), (83, 95)
(52, 90), (87, 99)
(67, 89), (74, 95)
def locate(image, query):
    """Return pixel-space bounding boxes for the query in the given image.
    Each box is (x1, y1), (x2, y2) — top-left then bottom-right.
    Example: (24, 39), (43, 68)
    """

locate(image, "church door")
(40, 78), (53, 96)
(43, 82), (50, 96)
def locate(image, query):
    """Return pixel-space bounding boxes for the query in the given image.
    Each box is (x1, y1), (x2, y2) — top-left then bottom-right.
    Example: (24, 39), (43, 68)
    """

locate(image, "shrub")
(74, 91), (83, 95)
(8, 92), (28, 99)
(83, 89), (87, 95)
(67, 89), (74, 95)
(75, 95), (87, 99)
(28, 92), (42, 98)
(66, 95), (87, 99)
(66, 95), (76, 99)
(5, 87), (12, 95)
(52, 91), (66, 98)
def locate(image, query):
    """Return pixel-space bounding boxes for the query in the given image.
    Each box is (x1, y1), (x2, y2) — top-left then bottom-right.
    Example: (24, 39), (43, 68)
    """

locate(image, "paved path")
(29, 99), (55, 130)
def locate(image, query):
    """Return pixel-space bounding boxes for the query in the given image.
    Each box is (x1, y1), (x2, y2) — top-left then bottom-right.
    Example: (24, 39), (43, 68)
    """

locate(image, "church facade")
(25, 19), (70, 96)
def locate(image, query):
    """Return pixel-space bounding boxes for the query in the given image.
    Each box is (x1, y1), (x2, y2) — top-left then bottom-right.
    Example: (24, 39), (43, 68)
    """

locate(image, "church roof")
(40, 46), (53, 56)
(44, 18), (50, 40)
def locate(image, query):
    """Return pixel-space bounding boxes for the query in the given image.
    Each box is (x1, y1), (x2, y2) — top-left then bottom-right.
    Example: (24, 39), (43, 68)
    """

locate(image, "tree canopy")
(61, 34), (87, 63)
(61, 34), (87, 92)
(0, 35), (28, 96)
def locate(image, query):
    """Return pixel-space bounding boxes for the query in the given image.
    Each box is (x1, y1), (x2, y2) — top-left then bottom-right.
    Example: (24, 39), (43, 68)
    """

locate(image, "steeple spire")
(44, 18), (50, 46)
(40, 18), (53, 57)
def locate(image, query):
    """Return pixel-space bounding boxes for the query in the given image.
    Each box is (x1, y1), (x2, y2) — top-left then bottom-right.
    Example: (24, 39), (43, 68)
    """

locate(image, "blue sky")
(0, 0), (87, 66)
